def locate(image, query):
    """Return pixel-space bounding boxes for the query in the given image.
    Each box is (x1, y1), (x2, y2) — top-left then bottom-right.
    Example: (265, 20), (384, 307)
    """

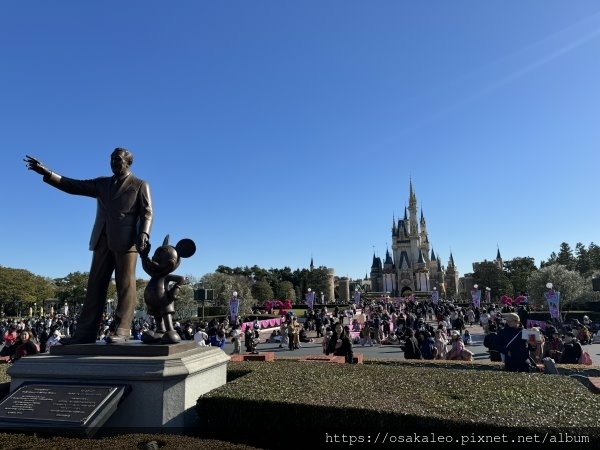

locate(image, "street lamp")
(231, 291), (239, 325)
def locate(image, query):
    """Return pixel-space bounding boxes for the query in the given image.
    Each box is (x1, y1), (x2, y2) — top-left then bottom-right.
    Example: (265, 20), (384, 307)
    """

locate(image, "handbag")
(579, 350), (593, 365)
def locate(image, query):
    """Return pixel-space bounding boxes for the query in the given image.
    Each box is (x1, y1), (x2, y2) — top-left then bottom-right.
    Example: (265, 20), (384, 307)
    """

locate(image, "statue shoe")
(160, 330), (181, 345)
(106, 334), (132, 344)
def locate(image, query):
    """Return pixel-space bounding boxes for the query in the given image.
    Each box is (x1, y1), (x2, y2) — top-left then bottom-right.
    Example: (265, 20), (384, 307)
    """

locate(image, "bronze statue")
(24, 149), (153, 344)
(138, 235), (196, 344)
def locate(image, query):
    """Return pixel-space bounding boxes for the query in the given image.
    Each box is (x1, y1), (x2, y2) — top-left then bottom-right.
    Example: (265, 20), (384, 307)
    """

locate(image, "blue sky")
(2, 1), (600, 282)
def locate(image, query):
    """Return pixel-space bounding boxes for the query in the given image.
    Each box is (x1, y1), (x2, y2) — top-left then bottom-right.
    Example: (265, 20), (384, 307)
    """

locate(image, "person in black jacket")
(496, 313), (530, 372)
(483, 323), (503, 362)
(560, 332), (583, 364)
(326, 323), (354, 364)
(403, 328), (422, 360)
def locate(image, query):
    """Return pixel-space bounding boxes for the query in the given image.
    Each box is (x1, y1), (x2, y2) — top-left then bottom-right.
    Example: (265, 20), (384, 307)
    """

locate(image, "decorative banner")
(305, 291), (315, 309)
(229, 296), (239, 322)
(484, 289), (490, 304)
(64, 304), (69, 316)
(353, 290), (361, 305)
(544, 290), (560, 320)
(471, 289), (481, 308)
(431, 290), (439, 305)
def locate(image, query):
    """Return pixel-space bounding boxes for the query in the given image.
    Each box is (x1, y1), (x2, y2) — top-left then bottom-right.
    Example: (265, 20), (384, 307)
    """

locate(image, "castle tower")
(495, 247), (503, 270)
(369, 253), (383, 292)
(383, 248), (396, 294)
(338, 277), (350, 303)
(327, 268), (336, 303)
(444, 252), (459, 298)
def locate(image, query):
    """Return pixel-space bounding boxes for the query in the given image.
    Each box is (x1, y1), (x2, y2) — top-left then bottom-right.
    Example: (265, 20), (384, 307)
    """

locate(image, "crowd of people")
(1, 298), (596, 372)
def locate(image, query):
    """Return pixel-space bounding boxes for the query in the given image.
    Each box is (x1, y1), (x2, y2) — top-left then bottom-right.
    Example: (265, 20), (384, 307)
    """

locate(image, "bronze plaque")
(0, 383), (128, 436)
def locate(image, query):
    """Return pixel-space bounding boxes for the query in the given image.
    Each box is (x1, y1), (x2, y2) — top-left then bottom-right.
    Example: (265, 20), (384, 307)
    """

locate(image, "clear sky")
(2, 1), (600, 282)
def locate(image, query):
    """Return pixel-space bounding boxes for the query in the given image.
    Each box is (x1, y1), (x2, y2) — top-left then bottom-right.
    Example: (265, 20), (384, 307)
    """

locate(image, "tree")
(504, 257), (537, 296)
(200, 272), (254, 318)
(472, 261), (513, 303)
(526, 264), (585, 314)
(251, 280), (274, 304)
(274, 280), (295, 302)
(575, 242), (591, 276)
(541, 252), (557, 268)
(588, 243), (600, 272)
(173, 283), (197, 320)
(55, 272), (89, 313)
(0, 266), (55, 315)
(556, 242), (576, 271)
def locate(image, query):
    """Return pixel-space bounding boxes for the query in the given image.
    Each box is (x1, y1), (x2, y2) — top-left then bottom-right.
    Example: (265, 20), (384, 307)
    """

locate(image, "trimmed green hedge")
(197, 360), (600, 447)
(1, 359), (599, 448)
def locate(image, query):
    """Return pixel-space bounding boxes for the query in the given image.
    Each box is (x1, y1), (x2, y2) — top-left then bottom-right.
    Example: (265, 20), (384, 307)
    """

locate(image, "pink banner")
(241, 317), (283, 332)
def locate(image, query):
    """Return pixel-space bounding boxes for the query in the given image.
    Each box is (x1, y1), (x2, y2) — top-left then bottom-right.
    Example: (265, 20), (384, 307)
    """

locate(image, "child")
(463, 329), (472, 345)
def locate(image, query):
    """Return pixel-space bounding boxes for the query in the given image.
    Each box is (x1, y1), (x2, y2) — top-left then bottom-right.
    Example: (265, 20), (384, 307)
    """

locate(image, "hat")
(451, 330), (460, 337)
(53, 330), (61, 337)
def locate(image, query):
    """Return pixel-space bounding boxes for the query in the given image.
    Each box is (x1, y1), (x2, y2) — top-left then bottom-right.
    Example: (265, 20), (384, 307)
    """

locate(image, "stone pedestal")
(6, 341), (230, 432)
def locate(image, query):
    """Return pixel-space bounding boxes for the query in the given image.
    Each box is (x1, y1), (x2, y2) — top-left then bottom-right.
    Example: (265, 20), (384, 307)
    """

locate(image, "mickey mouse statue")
(137, 234), (196, 344)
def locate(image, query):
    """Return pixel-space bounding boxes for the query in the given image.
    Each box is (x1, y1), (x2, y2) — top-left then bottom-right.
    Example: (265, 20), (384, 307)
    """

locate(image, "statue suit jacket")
(44, 172), (153, 252)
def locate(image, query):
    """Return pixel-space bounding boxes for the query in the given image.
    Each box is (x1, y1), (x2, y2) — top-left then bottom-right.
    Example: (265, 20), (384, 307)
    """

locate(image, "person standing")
(483, 323), (502, 362)
(24, 149), (153, 344)
(496, 313), (530, 372)
(230, 324), (242, 354)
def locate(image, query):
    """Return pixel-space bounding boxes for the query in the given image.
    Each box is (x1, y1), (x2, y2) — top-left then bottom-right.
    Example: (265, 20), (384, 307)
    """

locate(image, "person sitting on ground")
(560, 332), (583, 364)
(420, 331), (437, 360)
(209, 330), (225, 349)
(544, 331), (564, 361)
(13, 331), (40, 361)
(45, 329), (63, 353)
(446, 330), (465, 360)
(463, 329), (472, 345)
(193, 326), (208, 346)
(267, 330), (281, 343)
(576, 326), (592, 345)
(299, 327), (312, 343)
(360, 321), (373, 346)
(325, 323), (354, 364)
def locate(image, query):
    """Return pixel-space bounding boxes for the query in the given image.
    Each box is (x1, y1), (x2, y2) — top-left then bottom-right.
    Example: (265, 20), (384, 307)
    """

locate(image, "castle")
(369, 180), (459, 298)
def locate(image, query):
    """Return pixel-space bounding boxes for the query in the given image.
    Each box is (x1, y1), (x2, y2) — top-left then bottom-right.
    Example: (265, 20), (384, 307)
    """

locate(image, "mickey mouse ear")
(176, 239), (196, 258)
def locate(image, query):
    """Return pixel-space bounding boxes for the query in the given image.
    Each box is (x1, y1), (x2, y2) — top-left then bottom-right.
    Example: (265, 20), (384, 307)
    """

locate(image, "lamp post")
(230, 291), (239, 325)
